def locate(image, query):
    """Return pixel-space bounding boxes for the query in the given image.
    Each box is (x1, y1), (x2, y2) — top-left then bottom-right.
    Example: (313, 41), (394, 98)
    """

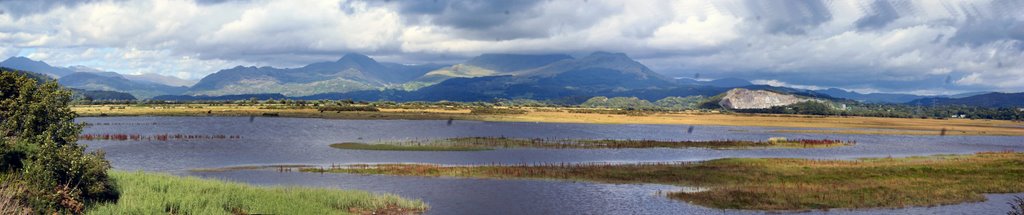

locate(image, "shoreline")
(73, 104), (1024, 136)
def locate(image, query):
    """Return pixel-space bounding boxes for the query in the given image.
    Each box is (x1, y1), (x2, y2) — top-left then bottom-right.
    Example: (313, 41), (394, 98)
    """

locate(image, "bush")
(1, 70), (117, 213)
(580, 96), (657, 110)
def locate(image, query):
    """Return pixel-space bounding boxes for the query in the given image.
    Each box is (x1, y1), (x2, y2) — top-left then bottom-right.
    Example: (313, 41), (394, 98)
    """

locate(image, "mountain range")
(1, 57), (192, 99)
(906, 92), (1024, 108)
(813, 88), (927, 104)
(4, 53), (1022, 108)
(187, 53), (445, 97)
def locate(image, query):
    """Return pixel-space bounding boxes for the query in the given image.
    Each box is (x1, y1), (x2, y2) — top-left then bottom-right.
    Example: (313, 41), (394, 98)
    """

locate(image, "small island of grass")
(330, 137), (853, 151)
(301, 152), (1024, 211)
(86, 171), (427, 214)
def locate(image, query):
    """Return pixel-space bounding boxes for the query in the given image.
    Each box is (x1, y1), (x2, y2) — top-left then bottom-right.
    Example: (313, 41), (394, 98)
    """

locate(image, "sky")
(1, 0), (1022, 95)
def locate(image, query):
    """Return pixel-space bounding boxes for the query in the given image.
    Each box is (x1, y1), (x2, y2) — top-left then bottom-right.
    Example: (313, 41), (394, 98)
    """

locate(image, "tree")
(0, 70), (117, 213)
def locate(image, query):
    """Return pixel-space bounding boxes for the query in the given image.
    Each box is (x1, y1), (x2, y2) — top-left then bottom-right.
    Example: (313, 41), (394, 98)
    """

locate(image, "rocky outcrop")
(719, 88), (813, 109)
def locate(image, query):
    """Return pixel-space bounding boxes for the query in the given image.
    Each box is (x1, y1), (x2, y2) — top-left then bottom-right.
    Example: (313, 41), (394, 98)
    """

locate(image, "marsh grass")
(334, 137), (853, 151)
(79, 133), (241, 141)
(304, 152), (1024, 211)
(86, 171), (427, 215)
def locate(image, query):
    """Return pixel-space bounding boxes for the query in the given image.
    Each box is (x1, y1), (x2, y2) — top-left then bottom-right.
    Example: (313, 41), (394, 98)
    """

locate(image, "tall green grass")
(86, 171), (426, 215)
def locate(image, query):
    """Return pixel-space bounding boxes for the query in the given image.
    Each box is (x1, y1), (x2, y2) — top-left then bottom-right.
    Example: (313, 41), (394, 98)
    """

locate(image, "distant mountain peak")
(576, 52), (640, 65)
(588, 51), (626, 56)
(1, 56), (74, 77)
(338, 53), (377, 64)
(4, 56), (33, 62)
(2, 56), (47, 66)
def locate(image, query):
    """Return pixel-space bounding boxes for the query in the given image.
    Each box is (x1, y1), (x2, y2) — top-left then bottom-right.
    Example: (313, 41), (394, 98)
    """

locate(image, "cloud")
(0, 0), (1021, 93)
(751, 79), (825, 90)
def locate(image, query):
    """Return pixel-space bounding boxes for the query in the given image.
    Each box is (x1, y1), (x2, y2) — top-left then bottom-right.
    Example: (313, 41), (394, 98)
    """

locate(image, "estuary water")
(79, 116), (1024, 214)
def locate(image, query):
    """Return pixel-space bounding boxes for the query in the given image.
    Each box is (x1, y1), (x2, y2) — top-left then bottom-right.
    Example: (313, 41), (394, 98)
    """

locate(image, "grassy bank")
(332, 137), (853, 151)
(302, 152), (1024, 211)
(72, 104), (1024, 136)
(86, 171), (426, 215)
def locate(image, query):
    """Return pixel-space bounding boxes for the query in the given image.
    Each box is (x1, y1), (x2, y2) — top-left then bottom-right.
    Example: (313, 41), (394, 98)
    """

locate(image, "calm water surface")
(79, 116), (1024, 214)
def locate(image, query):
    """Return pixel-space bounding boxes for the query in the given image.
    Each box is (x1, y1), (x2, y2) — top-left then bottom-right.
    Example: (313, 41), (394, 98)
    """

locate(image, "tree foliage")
(1, 70), (117, 213)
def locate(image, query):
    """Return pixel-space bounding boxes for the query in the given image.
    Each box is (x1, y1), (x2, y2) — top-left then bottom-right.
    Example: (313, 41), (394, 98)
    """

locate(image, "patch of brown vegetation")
(348, 203), (426, 215)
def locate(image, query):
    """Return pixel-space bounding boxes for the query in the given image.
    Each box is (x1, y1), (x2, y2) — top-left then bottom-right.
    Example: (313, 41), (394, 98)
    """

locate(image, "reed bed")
(334, 136), (854, 151)
(303, 152), (1024, 211)
(79, 133), (241, 141)
(81, 122), (159, 127)
(86, 171), (427, 214)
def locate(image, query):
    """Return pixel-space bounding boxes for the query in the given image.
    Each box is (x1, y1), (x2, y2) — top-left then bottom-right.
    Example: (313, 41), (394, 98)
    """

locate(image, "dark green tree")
(0, 70), (117, 213)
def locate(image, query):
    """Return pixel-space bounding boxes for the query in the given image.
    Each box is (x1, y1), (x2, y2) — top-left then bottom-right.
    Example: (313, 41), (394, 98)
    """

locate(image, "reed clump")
(79, 133), (241, 141)
(304, 152), (1024, 211)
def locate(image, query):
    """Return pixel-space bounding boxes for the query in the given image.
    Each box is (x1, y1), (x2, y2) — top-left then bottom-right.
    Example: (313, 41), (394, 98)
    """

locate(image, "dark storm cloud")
(0, 0), (104, 18)
(379, 0), (609, 40)
(390, 0), (544, 29)
(943, 0), (1024, 45)
(741, 0), (833, 34)
(855, 0), (906, 30)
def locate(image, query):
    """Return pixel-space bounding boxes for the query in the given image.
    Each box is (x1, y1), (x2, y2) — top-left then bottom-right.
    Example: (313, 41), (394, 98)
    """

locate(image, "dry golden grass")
(72, 104), (1024, 136)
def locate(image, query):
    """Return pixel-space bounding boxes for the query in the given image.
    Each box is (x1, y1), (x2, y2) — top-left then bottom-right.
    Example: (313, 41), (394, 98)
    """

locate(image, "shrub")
(0, 70), (117, 213)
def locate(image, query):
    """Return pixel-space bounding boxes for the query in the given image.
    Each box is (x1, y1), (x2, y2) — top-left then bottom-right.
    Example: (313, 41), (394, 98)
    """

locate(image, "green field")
(303, 152), (1024, 211)
(85, 171), (427, 215)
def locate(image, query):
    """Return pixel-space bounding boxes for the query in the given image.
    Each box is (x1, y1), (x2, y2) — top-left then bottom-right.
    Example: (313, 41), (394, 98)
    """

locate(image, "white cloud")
(0, 0), (1020, 92)
(751, 79), (825, 90)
